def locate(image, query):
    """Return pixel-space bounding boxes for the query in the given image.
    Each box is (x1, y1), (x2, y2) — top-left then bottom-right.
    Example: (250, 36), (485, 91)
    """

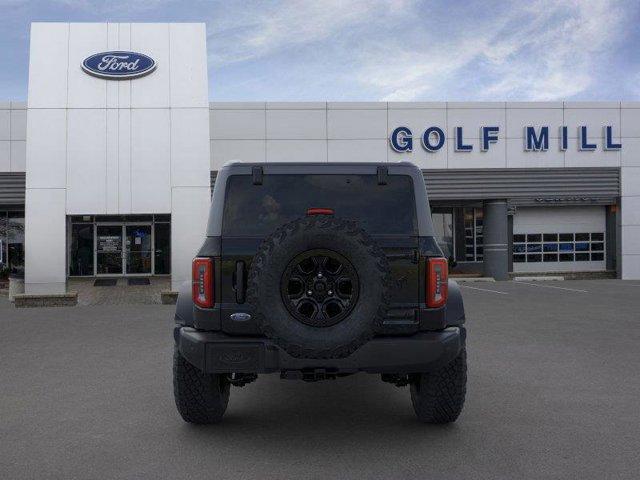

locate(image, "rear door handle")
(235, 261), (246, 304)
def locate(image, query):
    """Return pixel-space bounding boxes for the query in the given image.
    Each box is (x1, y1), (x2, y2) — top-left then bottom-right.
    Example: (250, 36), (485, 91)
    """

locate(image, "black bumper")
(175, 326), (465, 375)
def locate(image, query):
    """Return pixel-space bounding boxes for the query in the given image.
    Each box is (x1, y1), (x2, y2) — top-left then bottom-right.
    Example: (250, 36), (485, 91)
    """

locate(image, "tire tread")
(173, 347), (230, 424)
(410, 348), (467, 424)
(247, 216), (391, 359)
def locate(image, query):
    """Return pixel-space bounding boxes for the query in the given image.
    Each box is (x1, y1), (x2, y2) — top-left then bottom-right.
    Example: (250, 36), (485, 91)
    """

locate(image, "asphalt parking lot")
(1, 279), (639, 480)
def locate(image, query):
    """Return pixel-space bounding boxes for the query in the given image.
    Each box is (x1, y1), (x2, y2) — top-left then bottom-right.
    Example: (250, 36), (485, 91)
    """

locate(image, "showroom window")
(0, 211), (25, 276)
(513, 233), (605, 263)
(463, 208), (483, 262)
(68, 214), (171, 277)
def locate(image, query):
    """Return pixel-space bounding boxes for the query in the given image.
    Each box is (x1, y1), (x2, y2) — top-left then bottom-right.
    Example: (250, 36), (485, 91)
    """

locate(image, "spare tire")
(247, 215), (390, 359)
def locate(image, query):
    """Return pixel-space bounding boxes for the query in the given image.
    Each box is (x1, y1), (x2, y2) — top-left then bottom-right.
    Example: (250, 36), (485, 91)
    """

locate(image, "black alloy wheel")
(281, 249), (359, 327)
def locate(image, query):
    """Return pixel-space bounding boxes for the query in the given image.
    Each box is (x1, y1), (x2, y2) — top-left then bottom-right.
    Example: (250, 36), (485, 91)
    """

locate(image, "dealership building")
(1, 22), (640, 297)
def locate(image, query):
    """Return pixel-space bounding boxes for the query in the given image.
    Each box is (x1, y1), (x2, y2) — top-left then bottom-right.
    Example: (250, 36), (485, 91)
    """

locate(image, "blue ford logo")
(82, 51), (156, 80)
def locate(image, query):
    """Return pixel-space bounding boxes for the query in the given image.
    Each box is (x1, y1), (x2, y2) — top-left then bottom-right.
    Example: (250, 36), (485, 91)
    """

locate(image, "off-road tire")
(410, 347), (467, 423)
(173, 346), (230, 424)
(247, 215), (391, 359)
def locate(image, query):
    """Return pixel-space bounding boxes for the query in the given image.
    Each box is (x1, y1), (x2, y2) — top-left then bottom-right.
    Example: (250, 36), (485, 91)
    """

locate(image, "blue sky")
(1, 0), (639, 101)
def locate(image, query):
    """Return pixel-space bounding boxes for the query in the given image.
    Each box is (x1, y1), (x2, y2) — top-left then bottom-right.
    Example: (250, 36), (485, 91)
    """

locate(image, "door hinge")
(252, 166), (263, 185)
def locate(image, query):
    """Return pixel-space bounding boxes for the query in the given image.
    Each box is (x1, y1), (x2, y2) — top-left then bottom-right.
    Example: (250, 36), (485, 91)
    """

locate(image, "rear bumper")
(175, 326), (465, 375)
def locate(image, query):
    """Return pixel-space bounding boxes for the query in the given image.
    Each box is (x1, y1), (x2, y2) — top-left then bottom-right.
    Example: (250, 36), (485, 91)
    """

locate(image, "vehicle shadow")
(173, 373), (465, 451)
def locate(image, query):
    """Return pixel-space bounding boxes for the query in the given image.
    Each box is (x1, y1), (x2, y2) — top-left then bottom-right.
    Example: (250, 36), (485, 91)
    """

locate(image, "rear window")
(222, 174), (417, 236)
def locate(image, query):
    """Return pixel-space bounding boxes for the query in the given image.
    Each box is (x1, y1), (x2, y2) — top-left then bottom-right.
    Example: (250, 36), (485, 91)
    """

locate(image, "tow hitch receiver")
(280, 369), (338, 382)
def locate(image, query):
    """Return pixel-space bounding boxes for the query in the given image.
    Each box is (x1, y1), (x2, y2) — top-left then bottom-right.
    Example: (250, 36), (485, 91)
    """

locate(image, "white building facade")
(22, 22), (210, 293)
(1, 22), (639, 294)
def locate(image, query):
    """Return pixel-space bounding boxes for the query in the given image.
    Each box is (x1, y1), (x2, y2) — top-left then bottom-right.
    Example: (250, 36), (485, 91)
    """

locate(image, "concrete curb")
(454, 277), (496, 283)
(14, 292), (78, 308)
(514, 276), (565, 282)
(508, 270), (614, 280)
(160, 291), (178, 305)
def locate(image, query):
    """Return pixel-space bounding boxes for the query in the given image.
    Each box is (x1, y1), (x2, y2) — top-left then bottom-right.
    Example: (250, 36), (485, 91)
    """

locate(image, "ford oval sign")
(82, 51), (156, 80)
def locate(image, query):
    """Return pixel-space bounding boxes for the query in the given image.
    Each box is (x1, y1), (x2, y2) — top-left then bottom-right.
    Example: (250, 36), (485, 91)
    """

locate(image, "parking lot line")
(514, 281), (588, 293)
(459, 285), (509, 295)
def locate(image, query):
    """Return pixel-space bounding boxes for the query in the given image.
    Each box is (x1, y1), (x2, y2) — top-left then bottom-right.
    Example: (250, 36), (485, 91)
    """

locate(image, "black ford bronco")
(173, 162), (466, 424)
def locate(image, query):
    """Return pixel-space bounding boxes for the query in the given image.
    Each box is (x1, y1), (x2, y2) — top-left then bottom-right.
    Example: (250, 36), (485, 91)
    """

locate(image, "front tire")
(173, 346), (230, 424)
(410, 347), (467, 424)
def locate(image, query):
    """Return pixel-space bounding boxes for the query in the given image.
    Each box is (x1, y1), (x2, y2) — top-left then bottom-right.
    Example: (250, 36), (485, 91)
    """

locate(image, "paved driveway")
(1, 280), (639, 479)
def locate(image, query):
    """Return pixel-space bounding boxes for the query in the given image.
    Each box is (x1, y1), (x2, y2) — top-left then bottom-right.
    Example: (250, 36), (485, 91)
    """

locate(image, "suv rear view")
(173, 162), (467, 424)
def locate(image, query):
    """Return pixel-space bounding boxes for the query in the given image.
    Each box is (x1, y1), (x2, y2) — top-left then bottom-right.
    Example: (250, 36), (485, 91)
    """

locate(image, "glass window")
(0, 212), (7, 275)
(154, 223), (171, 274)
(527, 254), (542, 262)
(96, 225), (123, 275)
(124, 215), (151, 223)
(96, 215), (125, 223)
(69, 215), (172, 277)
(464, 209), (474, 261)
(432, 210), (454, 261)
(475, 208), (484, 262)
(514, 254), (526, 263)
(513, 231), (606, 267)
(70, 215), (94, 223)
(125, 226), (152, 275)
(575, 242), (589, 251)
(69, 224), (94, 276)
(223, 174), (417, 236)
(513, 234), (525, 243)
(462, 207), (483, 262)
(7, 212), (25, 274)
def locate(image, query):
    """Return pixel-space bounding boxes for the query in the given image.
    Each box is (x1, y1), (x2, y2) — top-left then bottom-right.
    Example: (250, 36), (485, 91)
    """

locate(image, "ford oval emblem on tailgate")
(230, 313), (251, 322)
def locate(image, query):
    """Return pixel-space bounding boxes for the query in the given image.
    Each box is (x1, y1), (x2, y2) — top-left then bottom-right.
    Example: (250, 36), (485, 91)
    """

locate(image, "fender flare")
(445, 279), (465, 326)
(174, 281), (194, 327)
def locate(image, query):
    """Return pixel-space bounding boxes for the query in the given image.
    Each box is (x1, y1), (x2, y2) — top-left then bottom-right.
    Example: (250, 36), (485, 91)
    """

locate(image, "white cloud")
(208, 0), (412, 66)
(479, 0), (625, 100)
(32, 0), (173, 11)
(207, 0), (630, 101)
(358, 0), (627, 101)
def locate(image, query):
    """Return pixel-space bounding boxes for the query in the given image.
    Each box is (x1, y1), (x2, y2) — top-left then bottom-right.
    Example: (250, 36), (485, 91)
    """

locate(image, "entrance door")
(125, 225), (152, 275)
(96, 225), (123, 275)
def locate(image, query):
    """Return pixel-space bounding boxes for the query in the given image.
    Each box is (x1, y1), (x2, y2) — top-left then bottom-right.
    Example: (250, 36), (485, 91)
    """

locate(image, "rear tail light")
(426, 257), (448, 308)
(192, 257), (214, 308)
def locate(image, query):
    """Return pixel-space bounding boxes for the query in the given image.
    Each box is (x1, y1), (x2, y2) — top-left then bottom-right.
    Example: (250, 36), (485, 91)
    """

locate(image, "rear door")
(220, 173), (420, 333)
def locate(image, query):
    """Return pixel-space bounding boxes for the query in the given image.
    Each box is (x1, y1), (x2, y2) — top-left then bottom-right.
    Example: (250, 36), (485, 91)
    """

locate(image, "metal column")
(483, 200), (509, 280)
